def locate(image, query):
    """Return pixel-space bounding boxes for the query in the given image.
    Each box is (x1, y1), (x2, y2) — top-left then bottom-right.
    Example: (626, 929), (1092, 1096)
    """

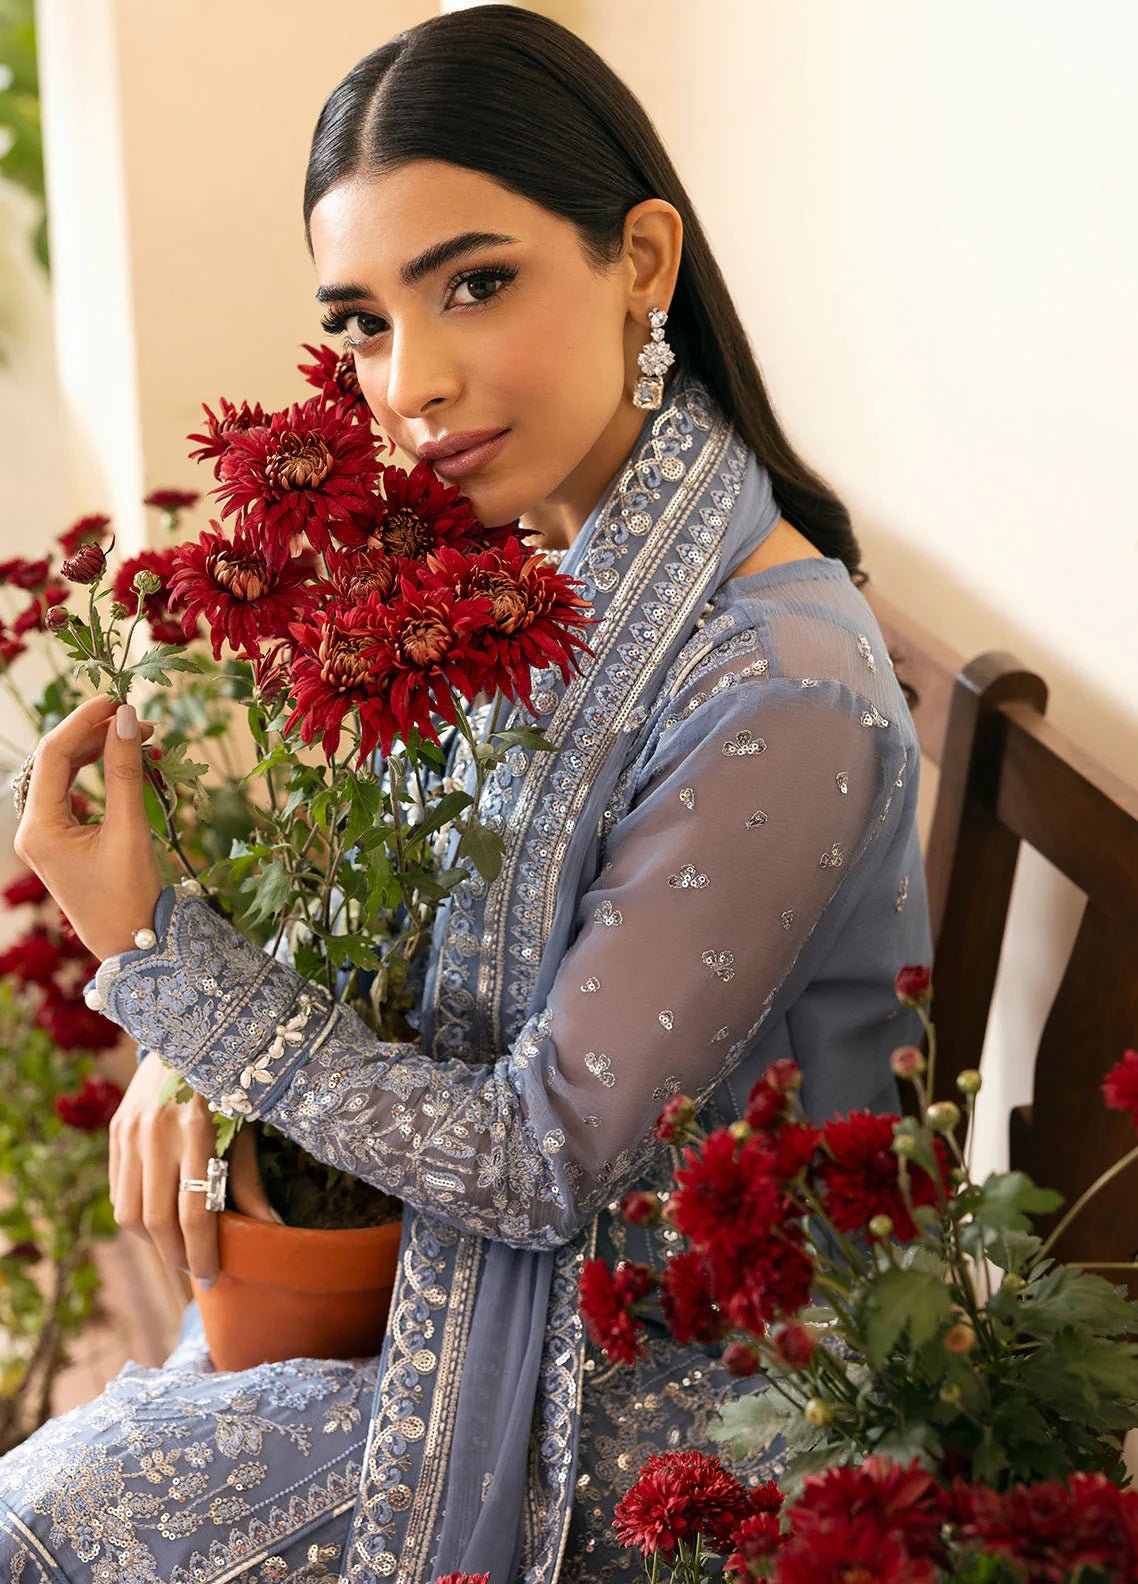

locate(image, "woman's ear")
(623, 199), (683, 323)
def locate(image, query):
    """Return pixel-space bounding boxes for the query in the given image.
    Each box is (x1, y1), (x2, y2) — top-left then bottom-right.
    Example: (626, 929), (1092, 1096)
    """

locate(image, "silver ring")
(178, 1156), (228, 1213)
(11, 750), (37, 822)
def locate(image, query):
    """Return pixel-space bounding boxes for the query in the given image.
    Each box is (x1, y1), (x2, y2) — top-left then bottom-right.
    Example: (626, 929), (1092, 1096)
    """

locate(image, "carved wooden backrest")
(865, 582), (1138, 1277)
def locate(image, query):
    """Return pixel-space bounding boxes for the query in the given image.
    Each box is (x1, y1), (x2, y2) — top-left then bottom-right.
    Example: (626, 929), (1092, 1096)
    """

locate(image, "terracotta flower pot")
(190, 1208), (403, 1370)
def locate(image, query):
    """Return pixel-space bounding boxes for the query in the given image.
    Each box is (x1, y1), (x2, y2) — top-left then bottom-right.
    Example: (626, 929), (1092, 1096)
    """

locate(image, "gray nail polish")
(197, 1275), (216, 1290)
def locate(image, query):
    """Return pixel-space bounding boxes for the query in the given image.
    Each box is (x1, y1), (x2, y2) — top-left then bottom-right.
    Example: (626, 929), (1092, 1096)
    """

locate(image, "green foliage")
(0, 981), (118, 1452)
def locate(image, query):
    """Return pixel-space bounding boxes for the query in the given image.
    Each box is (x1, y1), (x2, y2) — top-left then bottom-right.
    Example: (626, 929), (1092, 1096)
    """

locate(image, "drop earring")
(633, 307), (675, 410)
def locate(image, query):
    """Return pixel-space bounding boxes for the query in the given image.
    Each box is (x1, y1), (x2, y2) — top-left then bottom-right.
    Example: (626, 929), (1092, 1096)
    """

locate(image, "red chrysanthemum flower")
(187, 396), (271, 479)
(658, 1249), (727, 1346)
(724, 1511), (783, 1580)
(57, 513), (112, 557)
(11, 581), (69, 636)
(285, 579), (492, 767)
(167, 525), (320, 660)
(60, 542), (108, 585)
(954, 1472), (1138, 1584)
(0, 631), (27, 669)
(2, 870), (49, 908)
(144, 488), (200, 512)
(0, 557), (51, 591)
(614, 1450), (754, 1557)
(54, 1075), (123, 1131)
(323, 543), (401, 603)
(819, 1112), (950, 1243)
(773, 1320), (817, 1368)
(778, 1457), (945, 1584)
(211, 395), (381, 561)
(296, 341), (387, 436)
(1102, 1049), (1138, 1131)
(755, 1121), (821, 1186)
(715, 1228), (816, 1334)
(0, 926), (64, 986)
(342, 458), (502, 564)
(35, 993), (120, 1053)
(578, 1256), (650, 1366)
(421, 537), (596, 710)
(113, 548), (202, 646)
(894, 963), (932, 1005)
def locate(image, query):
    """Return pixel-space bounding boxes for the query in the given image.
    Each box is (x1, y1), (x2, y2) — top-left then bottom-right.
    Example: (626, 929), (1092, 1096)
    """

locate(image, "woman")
(0, 7), (932, 1581)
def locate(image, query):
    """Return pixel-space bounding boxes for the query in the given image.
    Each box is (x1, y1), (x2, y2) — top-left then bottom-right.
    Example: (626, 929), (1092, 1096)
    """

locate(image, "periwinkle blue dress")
(0, 369), (932, 1583)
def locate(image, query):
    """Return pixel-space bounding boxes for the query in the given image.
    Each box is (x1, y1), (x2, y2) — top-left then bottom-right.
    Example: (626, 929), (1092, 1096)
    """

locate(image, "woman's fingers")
(142, 1112), (190, 1274)
(17, 696), (157, 843)
(178, 1100), (222, 1285)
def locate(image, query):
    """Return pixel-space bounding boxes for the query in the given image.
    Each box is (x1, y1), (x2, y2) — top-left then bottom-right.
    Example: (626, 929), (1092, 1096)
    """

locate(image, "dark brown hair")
(302, 3), (875, 598)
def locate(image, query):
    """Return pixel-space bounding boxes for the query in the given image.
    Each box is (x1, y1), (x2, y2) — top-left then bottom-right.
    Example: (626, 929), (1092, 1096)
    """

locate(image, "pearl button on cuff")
(132, 927), (157, 950)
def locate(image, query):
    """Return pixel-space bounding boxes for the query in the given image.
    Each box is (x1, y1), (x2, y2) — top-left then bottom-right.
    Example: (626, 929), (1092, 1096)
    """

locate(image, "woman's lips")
(428, 429), (510, 480)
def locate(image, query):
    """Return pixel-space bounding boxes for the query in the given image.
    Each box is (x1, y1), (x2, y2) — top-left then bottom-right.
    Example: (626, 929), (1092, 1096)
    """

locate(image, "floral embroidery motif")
(593, 900), (623, 927)
(745, 809), (768, 829)
(836, 771), (849, 795)
(679, 787), (695, 810)
(896, 874), (910, 912)
(857, 633), (877, 672)
(800, 678), (819, 687)
(659, 1010), (674, 1030)
(580, 977), (601, 993)
(722, 728), (766, 757)
(780, 908), (795, 930)
(818, 844), (844, 869)
(668, 863), (710, 890)
(860, 703), (890, 728)
(652, 1076), (682, 1101)
(584, 1051), (616, 1088)
(711, 1026), (729, 1044)
(701, 950), (736, 983)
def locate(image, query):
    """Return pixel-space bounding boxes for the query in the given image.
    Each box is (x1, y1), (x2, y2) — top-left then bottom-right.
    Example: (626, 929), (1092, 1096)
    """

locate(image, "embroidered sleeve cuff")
(84, 879), (338, 1114)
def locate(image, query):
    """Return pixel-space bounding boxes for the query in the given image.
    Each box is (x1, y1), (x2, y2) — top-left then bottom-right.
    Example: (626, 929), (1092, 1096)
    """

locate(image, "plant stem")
(1039, 1143), (1138, 1258)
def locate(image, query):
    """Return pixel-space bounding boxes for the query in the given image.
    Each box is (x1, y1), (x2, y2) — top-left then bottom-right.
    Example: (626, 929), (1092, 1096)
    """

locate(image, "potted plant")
(33, 343), (595, 1369)
(579, 967), (1138, 1582)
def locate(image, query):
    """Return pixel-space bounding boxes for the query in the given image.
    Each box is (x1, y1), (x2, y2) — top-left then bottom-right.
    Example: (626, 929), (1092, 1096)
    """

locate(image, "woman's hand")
(109, 1052), (283, 1286)
(13, 694), (166, 959)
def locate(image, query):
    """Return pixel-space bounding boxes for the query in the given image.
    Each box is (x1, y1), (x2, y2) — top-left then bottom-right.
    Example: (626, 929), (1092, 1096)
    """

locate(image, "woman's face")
(308, 160), (681, 539)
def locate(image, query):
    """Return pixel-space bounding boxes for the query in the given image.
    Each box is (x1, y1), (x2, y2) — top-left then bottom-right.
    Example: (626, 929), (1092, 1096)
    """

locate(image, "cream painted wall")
(8, 0), (1137, 1174)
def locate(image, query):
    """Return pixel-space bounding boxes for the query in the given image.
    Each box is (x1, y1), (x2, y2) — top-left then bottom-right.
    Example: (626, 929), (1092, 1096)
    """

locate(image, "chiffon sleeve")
(91, 678), (902, 1250)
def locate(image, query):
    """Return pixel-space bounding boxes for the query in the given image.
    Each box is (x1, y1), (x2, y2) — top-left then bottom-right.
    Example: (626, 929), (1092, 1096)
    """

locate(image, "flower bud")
(892, 1133), (919, 1159)
(132, 569), (163, 597)
(621, 1191), (661, 1228)
(895, 964), (932, 1006)
(109, 601), (130, 619)
(766, 1059), (802, 1094)
(868, 1214), (894, 1241)
(653, 1094), (696, 1144)
(944, 1323), (976, 1354)
(1001, 1273), (1026, 1295)
(925, 1101), (961, 1133)
(956, 1068), (983, 1096)
(729, 1119), (753, 1143)
(659, 1196), (681, 1227)
(722, 1342), (761, 1378)
(804, 1397), (833, 1428)
(45, 605), (70, 631)
(60, 543), (106, 585)
(890, 1044), (926, 1079)
(774, 1322), (816, 1368)
(939, 1382), (963, 1407)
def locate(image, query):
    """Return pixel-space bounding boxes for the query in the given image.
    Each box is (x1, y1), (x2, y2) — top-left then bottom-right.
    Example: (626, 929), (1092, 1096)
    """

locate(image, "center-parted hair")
(302, 3), (869, 588)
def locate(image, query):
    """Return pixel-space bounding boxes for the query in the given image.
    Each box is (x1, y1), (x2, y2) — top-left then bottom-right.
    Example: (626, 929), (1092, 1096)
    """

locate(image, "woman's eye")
(349, 312), (386, 341)
(451, 271), (508, 306)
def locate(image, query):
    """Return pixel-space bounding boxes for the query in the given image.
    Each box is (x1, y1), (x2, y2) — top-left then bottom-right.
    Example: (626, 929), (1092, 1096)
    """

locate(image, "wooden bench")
(865, 581), (1138, 1284)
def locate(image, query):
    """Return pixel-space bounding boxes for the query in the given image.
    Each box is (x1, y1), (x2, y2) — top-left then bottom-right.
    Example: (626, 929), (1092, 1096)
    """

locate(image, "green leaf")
(458, 818), (504, 883)
(212, 1113), (239, 1158)
(969, 1171), (1064, 1234)
(861, 1266), (953, 1366)
(490, 725), (558, 753)
(127, 645), (206, 686)
(156, 1069), (192, 1106)
(242, 857), (293, 925)
(706, 1390), (796, 1459)
(414, 789), (473, 843)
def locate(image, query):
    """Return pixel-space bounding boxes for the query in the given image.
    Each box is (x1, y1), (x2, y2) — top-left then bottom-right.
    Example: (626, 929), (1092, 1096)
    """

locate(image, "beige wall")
(6, 0), (1137, 1172)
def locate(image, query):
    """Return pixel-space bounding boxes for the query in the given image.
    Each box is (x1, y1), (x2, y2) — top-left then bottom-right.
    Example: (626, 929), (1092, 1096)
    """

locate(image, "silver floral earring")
(633, 306), (675, 410)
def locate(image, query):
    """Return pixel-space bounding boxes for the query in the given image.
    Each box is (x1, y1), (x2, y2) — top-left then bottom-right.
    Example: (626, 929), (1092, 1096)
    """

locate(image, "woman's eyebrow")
(315, 231), (521, 305)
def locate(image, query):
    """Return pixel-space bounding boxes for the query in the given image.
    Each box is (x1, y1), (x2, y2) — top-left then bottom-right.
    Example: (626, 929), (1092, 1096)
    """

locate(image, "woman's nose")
(383, 326), (461, 423)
